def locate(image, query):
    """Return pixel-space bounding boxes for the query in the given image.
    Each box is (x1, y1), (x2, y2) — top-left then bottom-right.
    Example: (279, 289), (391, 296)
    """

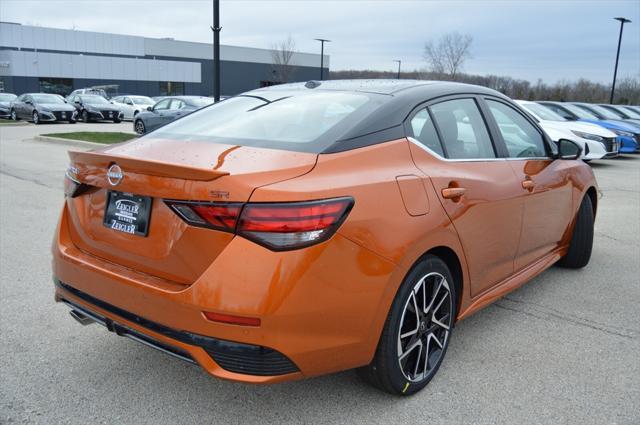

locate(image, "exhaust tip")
(69, 309), (95, 326)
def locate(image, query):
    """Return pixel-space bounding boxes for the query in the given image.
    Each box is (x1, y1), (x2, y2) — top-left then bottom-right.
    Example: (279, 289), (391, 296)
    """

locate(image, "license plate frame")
(103, 191), (153, 237)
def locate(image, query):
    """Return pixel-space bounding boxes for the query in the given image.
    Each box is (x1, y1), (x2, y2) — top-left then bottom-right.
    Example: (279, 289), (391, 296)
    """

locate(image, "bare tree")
(423, 32), (473, 79)
(270, 35), (297, 84)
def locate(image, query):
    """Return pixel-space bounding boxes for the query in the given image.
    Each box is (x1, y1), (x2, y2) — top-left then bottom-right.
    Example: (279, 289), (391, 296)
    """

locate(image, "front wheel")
(557, 195), (594, 268)
(113, 118), (121, 123)
(10, 109), (19, 121)
(358, 255), (456, 395)
(32, 111), (40, 124)
(81, 110), (90, 123)
(134, 119), (145, 135)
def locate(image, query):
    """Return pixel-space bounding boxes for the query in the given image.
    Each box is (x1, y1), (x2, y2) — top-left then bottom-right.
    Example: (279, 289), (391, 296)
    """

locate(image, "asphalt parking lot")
(1, 121), (639, 424)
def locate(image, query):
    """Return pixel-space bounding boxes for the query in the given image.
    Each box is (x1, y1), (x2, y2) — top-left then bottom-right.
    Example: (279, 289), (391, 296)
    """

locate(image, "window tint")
(487, 100), (547, 158)
(154, 99), (171, 110)
(429, 99), (495, 159)
(410, 108), (444, 157)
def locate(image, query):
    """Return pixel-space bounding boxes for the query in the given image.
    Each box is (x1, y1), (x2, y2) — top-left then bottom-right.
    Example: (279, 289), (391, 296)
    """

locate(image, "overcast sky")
(1, 0), (639, 84)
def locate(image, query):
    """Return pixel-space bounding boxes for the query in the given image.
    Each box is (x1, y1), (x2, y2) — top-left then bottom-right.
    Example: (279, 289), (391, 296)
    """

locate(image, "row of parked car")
(0, 89), (215, 135)
(0, 88), (638, 159)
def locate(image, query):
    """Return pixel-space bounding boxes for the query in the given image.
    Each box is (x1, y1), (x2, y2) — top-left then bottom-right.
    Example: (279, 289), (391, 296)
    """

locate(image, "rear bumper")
(52, 203), (396, 383)
(56, 280), (300, 377)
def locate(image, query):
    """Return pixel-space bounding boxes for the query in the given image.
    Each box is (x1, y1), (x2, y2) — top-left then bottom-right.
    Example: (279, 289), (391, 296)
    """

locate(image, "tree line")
(328, 70), (640, 104)
(270, 32), (639, 104)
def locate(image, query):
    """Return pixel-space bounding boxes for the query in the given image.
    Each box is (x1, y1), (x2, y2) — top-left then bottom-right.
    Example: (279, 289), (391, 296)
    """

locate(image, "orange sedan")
(53, 80), (597, 395)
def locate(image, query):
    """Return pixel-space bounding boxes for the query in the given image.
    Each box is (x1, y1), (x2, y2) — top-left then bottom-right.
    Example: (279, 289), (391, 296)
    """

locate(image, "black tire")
(134, 119), (145, 135)
(68, 119), (76, 124)
(357, 255), (456, 396)
(114, 118), (121, 123)
(557, 195), (594, 268)
(32, 111), (40, 125)
(82, 110), (90, 123)
(10, 109), (19, 121)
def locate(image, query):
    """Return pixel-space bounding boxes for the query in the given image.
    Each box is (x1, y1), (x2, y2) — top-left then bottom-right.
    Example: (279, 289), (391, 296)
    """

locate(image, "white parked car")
(110, 95), (156, 121)
(516, 100), (619, 160)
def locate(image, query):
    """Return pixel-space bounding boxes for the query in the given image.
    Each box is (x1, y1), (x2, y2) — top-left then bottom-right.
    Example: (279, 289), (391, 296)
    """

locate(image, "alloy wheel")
(397, 272), (452, 382)
(135, 120), (145, 134)
(33, 111), (39, 124)
(82, 110), (89, 122)
(10, 110), (17, 120)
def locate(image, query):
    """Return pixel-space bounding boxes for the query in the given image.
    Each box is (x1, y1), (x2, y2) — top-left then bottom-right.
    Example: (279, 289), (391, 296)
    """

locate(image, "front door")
(408, 97), (524, 297)
(483, 98), (574, 270)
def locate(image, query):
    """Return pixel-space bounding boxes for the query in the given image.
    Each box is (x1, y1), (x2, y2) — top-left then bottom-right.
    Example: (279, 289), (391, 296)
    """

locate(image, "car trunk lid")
(64, 137), (317, 286)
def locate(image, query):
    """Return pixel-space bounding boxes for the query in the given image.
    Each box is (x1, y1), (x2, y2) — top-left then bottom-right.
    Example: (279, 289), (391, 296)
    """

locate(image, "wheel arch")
(585, 186), (598, 218)
(424, 246), (464, 321)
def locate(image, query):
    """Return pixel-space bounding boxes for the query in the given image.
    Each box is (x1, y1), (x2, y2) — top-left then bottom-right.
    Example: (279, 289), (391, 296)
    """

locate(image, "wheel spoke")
(424, 276), (444, 314)
(399, 338), (422, 361)
(432, 313), (450, 331)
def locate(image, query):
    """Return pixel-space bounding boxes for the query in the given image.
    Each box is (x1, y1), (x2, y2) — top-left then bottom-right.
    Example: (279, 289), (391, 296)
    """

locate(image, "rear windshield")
(185, 97), (215, 107)
(149, 91), (378, 153)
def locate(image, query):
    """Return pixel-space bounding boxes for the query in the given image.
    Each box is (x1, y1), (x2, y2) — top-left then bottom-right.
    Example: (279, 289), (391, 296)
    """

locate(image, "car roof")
(243, 79), (514, 153)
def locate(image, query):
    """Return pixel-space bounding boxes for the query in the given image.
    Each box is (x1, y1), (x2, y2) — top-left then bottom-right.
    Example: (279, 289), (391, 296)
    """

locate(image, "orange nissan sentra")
(53, 80), (597, 395)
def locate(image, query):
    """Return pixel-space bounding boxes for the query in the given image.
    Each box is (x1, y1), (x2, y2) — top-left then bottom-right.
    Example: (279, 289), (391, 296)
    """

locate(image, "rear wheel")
(134, 119), (145, 135)
(358, 255), (456, 395)
(557, 195), (594, 268)
(32, 111), (40, 124)
(114, 118), (121, 123)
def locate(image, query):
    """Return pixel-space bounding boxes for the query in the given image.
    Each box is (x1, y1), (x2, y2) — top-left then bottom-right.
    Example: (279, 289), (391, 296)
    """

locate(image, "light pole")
(315, 38), (330, 80)
(211, 0), (221, 101)
(610, 17), (631, 104)
(393, 60), (401, 79)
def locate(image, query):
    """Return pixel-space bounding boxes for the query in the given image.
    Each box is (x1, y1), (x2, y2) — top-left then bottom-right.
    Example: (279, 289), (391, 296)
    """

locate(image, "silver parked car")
(111, 95), (156, 121)
(133, 96), (214, 134)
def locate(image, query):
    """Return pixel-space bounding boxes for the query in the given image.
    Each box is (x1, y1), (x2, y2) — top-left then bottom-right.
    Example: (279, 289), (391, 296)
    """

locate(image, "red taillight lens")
(165, 197), (354, 250)
(165, 201), (242, 232)
(237, 198), (354, 250)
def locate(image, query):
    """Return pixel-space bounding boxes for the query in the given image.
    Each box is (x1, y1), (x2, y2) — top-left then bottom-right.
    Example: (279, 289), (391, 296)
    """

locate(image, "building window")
(39, 78), (73, 96)
(159, 81), (185, 96)
(260, 80), (282, 88)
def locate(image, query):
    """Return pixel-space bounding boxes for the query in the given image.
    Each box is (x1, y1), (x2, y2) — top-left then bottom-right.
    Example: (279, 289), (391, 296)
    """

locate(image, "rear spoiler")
(68, 150), (229, 181)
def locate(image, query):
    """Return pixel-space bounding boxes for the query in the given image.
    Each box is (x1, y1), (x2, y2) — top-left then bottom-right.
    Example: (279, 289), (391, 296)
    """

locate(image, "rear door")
(407, 96), (524, 297)
(482, 98), (574, 270)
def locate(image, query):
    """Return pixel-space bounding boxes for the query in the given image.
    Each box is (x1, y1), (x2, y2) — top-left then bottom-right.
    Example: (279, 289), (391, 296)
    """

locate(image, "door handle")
(441, 187), (466, 200)
(522, 178), (535, 191)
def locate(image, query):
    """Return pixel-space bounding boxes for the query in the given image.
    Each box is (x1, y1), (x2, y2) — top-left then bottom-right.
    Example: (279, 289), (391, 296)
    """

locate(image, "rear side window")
(430, 99), (496, 159)
(150, 92), (377, 153)
(487, 100), (547, 158)
(410, 109), (445, 157)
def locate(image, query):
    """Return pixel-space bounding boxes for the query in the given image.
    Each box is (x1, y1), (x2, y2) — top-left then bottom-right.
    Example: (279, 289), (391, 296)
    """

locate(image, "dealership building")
(0, 22), (329, 97)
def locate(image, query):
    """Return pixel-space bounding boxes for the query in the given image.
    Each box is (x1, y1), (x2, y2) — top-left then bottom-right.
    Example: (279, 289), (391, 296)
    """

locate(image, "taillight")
(165, 201), (243, 232)
(165, 197), (354, 250)
(237, 198), (354, 250)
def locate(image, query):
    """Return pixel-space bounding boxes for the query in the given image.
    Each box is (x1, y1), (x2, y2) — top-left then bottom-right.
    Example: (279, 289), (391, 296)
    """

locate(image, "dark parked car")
(68, 94), (123, 123)
(134, 96), (214, 134)
(10, 93), (77, 124)
(0, 93), (17, 118)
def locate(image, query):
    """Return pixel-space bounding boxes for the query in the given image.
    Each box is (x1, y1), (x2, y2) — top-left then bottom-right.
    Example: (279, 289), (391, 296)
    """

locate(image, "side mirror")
(25, 100), (33, 105)
(74, 100), (81, 105)
(147, 106), (153, 111)
(556, 139), (582, 160)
